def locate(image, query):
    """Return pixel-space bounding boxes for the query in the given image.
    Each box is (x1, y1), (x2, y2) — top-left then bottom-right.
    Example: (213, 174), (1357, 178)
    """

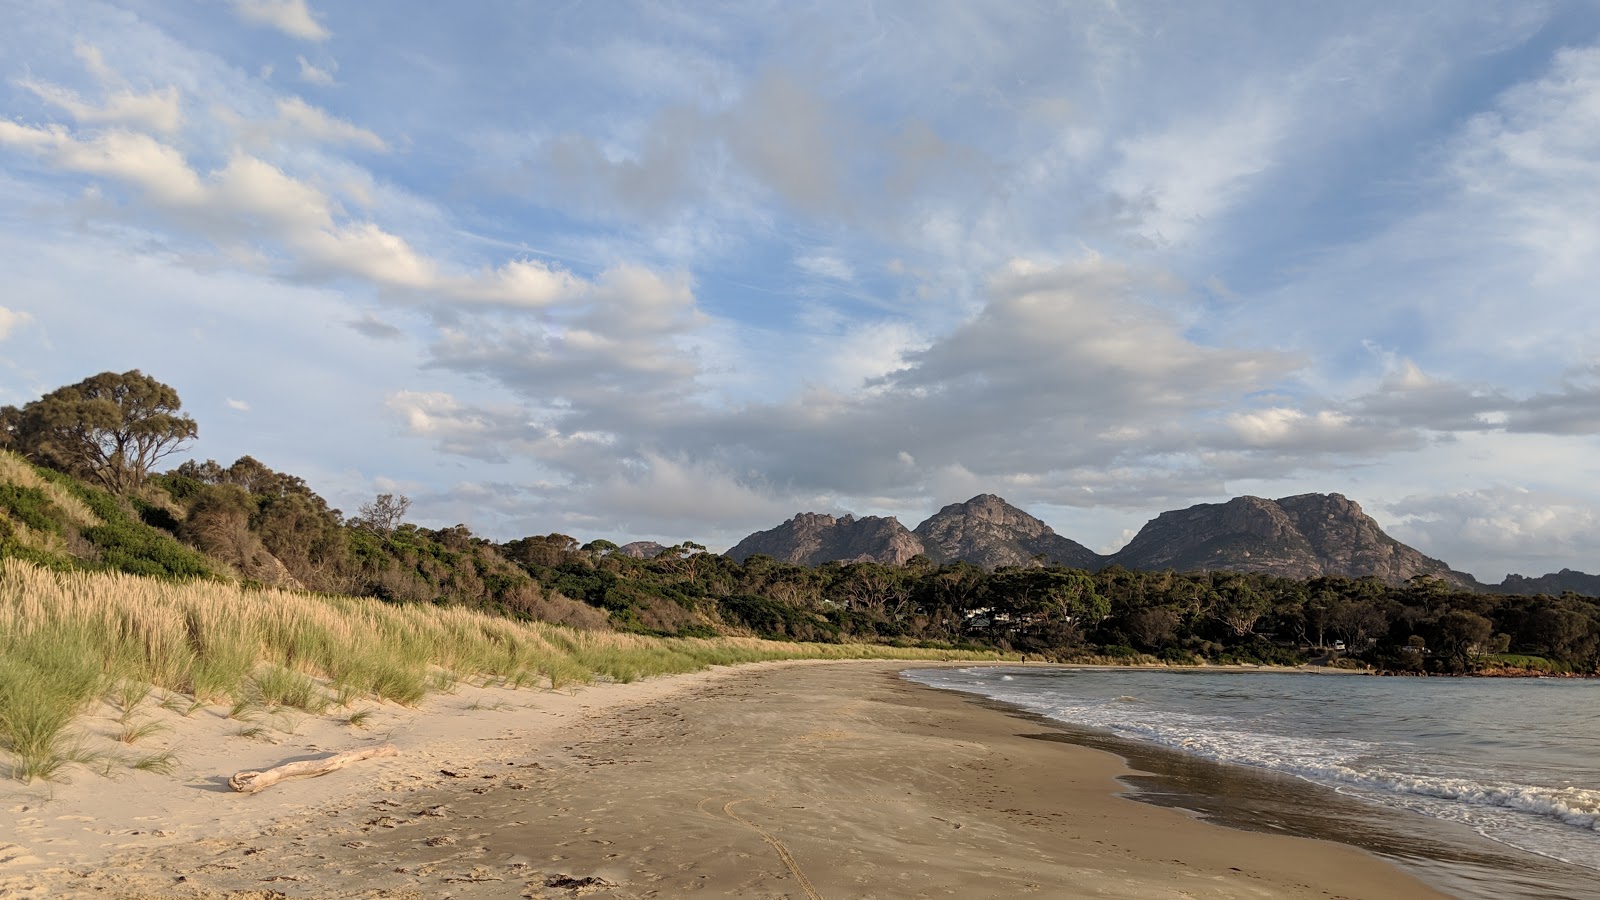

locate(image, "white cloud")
(13, 43), (183, 134)
(794, 253), (854, 281)
(1108, 100), (1285, 246)
(0, 306), (34, 340)
(416, 255), (1302, 522)
(230, 0), (330, 42)
(0, 117), (613, 312)
(0, 125), (206, 205)
(20, 79), (182, 135)
(297, 55), (337, 86)
(1385, 486), (1600, 581)
(1449, 46), (1600, 289)
(226, 398), (251, 411)
(818, 320), (923, 392)
(234, 98), (387, 151)
(264, 98), (386, 151)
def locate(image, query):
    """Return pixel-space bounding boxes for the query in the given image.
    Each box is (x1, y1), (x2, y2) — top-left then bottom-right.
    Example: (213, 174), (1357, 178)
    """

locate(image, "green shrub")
(0, 485), (64, 535)
(83, 521), (217, 579)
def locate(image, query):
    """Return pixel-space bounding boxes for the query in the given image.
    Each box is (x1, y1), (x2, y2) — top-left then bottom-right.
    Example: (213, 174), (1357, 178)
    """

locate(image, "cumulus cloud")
(0, 305), (34, 340)
(230, 0), (330, 41)
(384, 389), (617, 468)
(0, 126), (205, 204)
(1384, 487), (1600, 581)
(428, 265), (706, 413)
(1503, 365), (1600, 435)
(403, 255), (1303, 525)
(226, 398), (251, 411)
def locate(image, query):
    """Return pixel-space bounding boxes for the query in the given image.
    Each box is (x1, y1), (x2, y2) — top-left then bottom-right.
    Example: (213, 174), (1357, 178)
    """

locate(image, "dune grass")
(0, 557), (1001, 782)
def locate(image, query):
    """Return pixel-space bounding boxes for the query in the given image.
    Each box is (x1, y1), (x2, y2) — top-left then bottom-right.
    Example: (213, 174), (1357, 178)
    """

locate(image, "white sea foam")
(904, 667), (1600, 867)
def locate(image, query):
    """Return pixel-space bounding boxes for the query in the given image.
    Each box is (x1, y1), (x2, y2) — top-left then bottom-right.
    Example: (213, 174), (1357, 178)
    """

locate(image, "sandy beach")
(1, 660), (1448, 899)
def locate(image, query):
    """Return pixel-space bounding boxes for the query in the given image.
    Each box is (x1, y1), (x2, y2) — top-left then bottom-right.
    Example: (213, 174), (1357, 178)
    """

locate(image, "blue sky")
(4, 0), (1600, 580)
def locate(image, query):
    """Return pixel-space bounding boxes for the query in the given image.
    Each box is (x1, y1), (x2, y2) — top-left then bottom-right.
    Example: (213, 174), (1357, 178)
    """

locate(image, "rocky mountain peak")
(913, 494), (1102, 570)
(724, 511), (921, 567)
(1110, 492), (1476, 587)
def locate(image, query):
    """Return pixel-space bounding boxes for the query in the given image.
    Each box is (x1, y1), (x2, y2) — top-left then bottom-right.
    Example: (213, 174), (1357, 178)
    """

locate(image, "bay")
(904, 666), (1600, 899)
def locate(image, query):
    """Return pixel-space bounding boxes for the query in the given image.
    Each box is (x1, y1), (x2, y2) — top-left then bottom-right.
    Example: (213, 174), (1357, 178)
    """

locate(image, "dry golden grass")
(0, 558), (1000, 781)
(0, 450), (102, 529)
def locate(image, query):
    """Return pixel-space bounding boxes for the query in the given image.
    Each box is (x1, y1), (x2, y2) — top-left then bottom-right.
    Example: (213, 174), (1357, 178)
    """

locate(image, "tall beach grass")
(0, 558), (999, 781)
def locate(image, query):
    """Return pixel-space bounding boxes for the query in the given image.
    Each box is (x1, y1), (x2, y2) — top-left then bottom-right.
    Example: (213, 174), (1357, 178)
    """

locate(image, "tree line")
(3, 371), (1597, 675)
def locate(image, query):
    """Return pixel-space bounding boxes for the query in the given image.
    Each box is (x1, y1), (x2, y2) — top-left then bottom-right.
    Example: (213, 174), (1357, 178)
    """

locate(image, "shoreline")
(1035, 659), (1598, 679)
(3, 659), (1451, 898)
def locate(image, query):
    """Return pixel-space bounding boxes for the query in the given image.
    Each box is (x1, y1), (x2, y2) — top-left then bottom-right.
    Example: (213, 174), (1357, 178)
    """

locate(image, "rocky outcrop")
(724, 513), (923, 566)
(1109, 493), (1477, 588)
(913, 494), (1103, 570)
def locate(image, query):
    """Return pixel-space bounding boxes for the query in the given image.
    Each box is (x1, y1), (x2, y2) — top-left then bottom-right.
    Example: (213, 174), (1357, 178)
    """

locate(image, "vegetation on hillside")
(0, 558), (1000, 782)
(3, 369), (1598, 686)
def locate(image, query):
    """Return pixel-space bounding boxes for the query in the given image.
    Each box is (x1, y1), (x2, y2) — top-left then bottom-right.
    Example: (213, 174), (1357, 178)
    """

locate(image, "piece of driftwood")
(229, 745), (398, 794)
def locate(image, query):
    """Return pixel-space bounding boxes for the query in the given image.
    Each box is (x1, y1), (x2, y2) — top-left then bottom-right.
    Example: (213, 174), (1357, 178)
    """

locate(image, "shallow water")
(904, 666), (1600, 899)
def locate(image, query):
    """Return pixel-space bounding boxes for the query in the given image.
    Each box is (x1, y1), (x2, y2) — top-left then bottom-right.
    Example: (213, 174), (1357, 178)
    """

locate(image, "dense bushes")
(6, 445), (1598, 673)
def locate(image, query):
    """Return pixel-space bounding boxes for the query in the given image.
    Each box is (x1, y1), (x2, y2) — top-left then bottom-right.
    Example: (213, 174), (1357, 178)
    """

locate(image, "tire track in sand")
(697, 796), (823, 900)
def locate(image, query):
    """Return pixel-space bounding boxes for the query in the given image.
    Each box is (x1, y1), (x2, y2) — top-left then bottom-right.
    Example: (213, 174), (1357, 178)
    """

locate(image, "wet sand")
(5, 661), (1449, 898)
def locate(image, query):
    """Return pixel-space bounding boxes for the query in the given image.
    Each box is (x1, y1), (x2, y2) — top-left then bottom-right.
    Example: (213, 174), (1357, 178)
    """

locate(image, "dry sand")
(0, 661), (1449, 899)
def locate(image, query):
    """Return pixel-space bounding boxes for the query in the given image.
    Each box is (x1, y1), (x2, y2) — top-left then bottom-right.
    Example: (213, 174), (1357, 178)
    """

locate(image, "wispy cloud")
(229, 0), (329, 42)
(296, 55), (336, 86)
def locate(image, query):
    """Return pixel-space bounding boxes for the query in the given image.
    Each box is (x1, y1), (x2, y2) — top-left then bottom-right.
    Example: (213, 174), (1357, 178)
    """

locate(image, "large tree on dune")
(1, 370), (197, 494)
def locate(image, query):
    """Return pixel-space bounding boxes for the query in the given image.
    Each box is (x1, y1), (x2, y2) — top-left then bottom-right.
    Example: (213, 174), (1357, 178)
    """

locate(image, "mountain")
(1495, 569), (1600, 597)
(913, 494), (1103, 569)
(616, 540), (669, 559)
(725, 495), (1101, 570)
(724, 512), (924, 566)
(1108, 493), (1478, 588)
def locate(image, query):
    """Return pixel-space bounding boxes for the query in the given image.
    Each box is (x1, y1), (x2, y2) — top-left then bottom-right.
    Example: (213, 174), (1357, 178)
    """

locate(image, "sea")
(903, 666), (1600, 899)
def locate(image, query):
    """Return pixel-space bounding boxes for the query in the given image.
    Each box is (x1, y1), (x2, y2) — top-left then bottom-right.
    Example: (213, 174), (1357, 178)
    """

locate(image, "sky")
(3, 1), (1600, 582)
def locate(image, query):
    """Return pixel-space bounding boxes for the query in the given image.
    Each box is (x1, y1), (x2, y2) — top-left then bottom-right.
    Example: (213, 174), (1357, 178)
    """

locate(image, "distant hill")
(724, 512), (923, 566)
(616, 540), (669, 559)
(913, 494), (1102, 569)
(1108, 493), (1479, 588)
(1495, 568), (1600, 598)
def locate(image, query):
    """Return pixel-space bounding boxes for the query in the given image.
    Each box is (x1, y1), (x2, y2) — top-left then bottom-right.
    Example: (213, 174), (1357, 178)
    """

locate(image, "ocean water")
(904, 666), (1600, 899)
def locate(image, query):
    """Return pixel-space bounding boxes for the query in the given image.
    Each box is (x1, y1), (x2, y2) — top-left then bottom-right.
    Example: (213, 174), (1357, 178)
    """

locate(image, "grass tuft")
(253, 666), (329, 714)
(115, 719), (169, 745)
(129, 750), (179, 775)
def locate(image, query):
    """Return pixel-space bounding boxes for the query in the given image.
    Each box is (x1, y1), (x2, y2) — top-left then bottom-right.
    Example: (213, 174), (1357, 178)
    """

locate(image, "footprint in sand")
(0, 843), (43, 867)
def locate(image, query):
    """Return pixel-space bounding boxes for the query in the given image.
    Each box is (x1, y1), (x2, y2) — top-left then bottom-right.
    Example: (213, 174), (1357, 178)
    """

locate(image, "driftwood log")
(229, 745), (399, 794)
